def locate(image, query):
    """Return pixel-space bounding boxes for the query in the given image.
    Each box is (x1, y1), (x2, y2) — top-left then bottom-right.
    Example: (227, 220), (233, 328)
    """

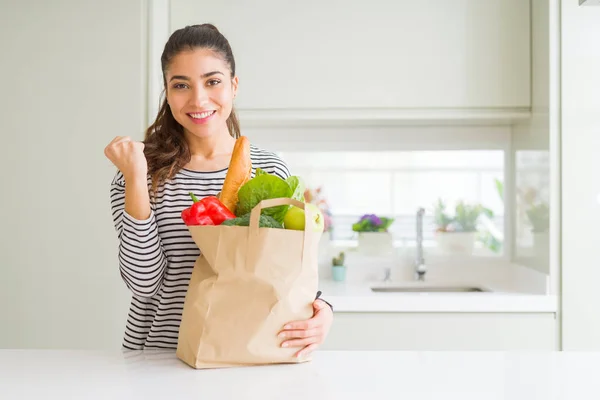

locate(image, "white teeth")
(189, 111), (215, 119)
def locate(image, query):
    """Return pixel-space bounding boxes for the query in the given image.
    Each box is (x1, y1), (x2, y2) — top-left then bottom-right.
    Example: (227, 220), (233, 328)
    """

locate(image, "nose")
(191, 85), (209, 107)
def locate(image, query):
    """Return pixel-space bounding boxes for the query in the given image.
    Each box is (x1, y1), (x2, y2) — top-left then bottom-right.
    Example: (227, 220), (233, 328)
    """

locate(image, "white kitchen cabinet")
(169, 0), (530, 112)
(321, 312), (557, 351)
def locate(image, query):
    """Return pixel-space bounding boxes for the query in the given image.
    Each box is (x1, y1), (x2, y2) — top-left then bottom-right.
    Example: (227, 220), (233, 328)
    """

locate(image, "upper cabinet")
(169, 0), (530, 113)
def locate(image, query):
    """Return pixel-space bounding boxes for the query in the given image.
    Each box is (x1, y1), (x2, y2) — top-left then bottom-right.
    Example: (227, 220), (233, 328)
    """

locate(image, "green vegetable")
(286, 176), (305, 203)
(236, 168), (305, 224)
(254, 168), (268, 177)
(220, 213), (283, 229)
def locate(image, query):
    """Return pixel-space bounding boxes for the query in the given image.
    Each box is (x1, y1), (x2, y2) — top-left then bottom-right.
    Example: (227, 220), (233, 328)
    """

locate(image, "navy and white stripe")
(110, 145), (291, 350)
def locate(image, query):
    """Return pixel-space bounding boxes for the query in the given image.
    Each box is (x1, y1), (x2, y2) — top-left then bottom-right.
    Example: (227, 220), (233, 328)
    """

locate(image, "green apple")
(283, 204), (324, 232)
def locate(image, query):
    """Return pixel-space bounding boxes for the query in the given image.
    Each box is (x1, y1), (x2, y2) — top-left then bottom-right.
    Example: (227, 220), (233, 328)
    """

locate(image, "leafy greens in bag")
(221, 214), (283, 228)
(235, 168), (305, 224)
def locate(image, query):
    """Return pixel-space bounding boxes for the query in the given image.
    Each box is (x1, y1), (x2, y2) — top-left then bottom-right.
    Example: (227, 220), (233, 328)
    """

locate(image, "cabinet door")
(170, 0), (530, 110)
(321, 312), (556, 351)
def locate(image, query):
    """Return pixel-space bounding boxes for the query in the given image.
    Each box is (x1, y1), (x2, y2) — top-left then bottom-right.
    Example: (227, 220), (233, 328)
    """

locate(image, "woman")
(104, 24), (333, 358)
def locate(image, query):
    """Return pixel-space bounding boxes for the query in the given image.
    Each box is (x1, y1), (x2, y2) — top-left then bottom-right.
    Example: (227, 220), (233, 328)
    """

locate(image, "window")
(280, 150), (505, 255)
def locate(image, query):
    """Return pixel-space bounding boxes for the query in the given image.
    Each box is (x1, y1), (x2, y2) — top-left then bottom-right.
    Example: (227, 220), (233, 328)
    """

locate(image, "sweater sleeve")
(109, 171), (168, 298)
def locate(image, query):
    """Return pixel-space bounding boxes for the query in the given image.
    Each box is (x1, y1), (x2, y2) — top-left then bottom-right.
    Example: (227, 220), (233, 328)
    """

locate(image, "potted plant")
(331, 252), (346, 282)
(433, 198), (454, 233)
(526, 202), (549, 234)
(526, 202), (549, 257)
(478, 178), (504, 254)
(352, 214), (395, 255)
(433, 199), (493, 255)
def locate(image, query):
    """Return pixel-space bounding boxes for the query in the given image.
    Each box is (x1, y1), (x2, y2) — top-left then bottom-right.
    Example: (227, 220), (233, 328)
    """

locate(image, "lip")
(187, 110), (216, 124)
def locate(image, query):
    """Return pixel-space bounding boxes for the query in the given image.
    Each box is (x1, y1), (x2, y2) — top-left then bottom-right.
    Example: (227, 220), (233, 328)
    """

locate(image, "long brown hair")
(144, 24), (240, 197)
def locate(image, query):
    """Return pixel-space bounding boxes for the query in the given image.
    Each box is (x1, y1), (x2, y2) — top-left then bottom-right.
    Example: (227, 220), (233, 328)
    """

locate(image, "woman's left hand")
(278, 299), (333, 358)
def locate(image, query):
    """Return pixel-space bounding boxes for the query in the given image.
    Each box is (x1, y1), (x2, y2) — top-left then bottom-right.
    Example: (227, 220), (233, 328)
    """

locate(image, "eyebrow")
(169, 71), (224, 82)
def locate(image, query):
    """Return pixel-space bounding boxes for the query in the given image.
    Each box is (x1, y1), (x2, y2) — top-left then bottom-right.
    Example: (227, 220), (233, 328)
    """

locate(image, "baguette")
(220, 136), (252, 214)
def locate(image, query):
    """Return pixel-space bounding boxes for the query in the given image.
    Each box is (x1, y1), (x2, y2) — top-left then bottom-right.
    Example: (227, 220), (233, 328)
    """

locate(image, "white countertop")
(319, 280), (557, 313)
(2, 349), (599, 399)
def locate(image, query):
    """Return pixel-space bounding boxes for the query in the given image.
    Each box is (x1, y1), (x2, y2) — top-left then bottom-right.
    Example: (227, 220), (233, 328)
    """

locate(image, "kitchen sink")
(370, 285), (491, 293)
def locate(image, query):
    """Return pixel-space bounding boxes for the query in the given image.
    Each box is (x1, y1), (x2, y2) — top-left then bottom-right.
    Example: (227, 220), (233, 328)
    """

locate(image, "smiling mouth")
(187, 110), (216, 124)
(188, 110), (216, 119)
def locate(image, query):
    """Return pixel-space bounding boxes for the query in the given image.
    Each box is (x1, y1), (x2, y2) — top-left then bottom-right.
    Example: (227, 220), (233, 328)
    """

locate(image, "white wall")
(560, 0), (600, 350)
(0, 0), (147, 349)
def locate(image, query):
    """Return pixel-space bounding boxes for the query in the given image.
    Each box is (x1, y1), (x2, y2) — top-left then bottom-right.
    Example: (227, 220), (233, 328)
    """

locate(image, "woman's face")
(165, 48), (238, 139)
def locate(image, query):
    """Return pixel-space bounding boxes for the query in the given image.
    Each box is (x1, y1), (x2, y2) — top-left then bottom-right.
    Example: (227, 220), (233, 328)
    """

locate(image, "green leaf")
(286, 176), (305, 203)
(482, 207), (494, 219)
(433, 198), (453, 230)
(236, 174), (293, 223)
(352, 219), (370, 232)
(494, 178), (504, 202)
(478, 231), (503, 253)
(220, 213), (283, 229)
(254, 168), (268, 177)
(379, 217), (395, 231)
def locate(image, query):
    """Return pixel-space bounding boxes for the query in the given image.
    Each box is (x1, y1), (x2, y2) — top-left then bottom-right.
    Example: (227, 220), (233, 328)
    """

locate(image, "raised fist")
(104, 136), (148, 181)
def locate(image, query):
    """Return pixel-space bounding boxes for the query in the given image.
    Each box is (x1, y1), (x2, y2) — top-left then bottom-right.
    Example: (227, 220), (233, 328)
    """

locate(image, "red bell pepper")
(181, 197), (213, 226)
(181, 192), (235, 226)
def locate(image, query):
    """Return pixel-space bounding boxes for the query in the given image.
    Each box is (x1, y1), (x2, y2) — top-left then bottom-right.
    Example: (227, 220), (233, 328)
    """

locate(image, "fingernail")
(282, 342), (288, 348)
(278, 332), (286, 338)
(284, 324), (291, 329)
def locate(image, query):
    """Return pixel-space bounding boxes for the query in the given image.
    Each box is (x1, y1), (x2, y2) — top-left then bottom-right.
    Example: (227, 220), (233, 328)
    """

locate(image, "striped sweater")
(110, 145), (294, 350)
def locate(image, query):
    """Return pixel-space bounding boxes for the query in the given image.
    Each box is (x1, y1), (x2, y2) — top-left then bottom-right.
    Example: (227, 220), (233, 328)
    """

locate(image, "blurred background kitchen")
(1, 0), (599, 352)
(229, 0), (553, 281)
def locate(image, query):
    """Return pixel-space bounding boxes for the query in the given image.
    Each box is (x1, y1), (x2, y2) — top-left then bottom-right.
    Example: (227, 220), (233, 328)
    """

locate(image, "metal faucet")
(415, 207), (426, 281)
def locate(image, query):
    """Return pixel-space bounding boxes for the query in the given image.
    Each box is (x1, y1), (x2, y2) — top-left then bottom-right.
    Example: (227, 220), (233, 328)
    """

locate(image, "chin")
(184, 125), (218, 139)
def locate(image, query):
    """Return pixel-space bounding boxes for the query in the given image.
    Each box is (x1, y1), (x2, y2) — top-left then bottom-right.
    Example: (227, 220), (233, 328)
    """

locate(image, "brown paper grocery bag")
(176, 198), (321, 369)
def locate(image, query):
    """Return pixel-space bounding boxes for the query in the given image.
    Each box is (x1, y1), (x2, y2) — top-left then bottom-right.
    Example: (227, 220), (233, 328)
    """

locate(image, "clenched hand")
(104, 136), (148, 182)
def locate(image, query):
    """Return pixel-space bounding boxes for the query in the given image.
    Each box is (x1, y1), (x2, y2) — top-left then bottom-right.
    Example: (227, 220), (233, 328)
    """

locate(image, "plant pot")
(332, 265), (346, 282)
(532, 231), (550, 258)
(357, 232), (394, 256)
(435, 231), (476, 255)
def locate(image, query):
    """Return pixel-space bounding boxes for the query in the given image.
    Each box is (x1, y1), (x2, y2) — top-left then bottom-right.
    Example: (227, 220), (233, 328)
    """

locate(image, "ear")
(231, 75), (239, 98)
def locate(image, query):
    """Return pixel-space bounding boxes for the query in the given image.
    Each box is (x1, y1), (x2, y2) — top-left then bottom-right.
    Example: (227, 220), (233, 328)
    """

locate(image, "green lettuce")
(220, 213), (283, 229)
(254, 168), (268, 178)
(286, 176), (305, 203)
(235, 168), (305, 223)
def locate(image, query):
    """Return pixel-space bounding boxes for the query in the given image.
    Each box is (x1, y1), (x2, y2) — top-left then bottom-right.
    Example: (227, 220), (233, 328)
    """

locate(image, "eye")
(172, 83), (188, 89)
(207, 79), (221, 86)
